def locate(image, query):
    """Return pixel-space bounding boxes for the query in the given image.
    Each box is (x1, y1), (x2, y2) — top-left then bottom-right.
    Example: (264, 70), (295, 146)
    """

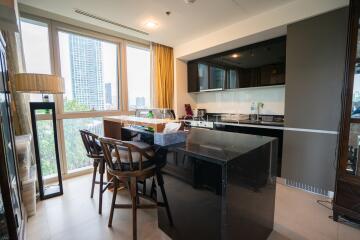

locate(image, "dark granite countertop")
(187, 114), (284, 127)
(215, 119), (284, 127)
(173, 128), (276, 165)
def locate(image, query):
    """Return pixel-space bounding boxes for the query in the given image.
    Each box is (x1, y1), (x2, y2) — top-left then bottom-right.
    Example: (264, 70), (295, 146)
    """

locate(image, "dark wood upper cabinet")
(260, 63), (285, 86)
(226, 69), (239, 89)
(209, 65), (225, 89)
(187, 62), (199, 92)
(187, 36), (286, 93)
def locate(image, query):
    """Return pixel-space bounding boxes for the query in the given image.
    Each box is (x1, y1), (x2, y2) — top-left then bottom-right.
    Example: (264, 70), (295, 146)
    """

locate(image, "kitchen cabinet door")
(260, 64), (285, 86)
(226, 69), (239, 89)
(239, 68), (259, 88)
(209, 66), (225, 89)
(187, 62), (199, 92)
(198, 63), (209, 91)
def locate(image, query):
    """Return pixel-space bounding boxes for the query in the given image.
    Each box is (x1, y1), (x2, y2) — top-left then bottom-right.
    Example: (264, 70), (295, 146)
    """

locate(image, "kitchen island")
(158, 128), (278, 240)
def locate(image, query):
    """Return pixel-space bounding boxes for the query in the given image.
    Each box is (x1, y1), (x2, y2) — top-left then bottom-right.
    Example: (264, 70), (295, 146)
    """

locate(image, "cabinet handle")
(199, 88), (223, 92)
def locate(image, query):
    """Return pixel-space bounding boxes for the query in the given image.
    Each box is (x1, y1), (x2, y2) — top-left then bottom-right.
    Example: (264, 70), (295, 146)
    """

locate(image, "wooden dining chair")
(99, 137), (173, 240)
(80, 130), (111, 214)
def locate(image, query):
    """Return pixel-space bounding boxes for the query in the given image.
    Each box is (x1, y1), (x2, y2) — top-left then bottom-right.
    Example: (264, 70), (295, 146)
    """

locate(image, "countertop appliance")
(193, 108), (206, 118)
(135, 108), (176, 119)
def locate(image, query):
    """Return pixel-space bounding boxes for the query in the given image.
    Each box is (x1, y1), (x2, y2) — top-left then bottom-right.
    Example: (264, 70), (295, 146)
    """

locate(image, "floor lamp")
(15, 73), (64, 200)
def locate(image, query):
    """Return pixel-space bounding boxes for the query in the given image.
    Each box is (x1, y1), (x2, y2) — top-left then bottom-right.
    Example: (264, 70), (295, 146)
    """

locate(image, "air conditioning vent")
(74, 9), (149, 36)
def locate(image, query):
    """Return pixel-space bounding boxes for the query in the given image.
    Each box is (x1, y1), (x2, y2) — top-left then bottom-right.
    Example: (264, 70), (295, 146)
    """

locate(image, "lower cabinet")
(213, 124), (283, 176)
(281, 130), (338, 194)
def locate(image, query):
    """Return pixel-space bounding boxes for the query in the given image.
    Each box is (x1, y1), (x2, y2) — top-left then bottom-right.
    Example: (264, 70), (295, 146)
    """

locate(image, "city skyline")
(69, 34), (105, 110)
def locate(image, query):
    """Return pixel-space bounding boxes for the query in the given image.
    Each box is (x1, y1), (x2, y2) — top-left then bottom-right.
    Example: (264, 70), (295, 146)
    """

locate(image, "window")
(58, 31), (119, 112)
(126, 45), (151, 110)
(20, 15), (152, 176)
(63, 118), (103, 171)
(20, 18), (53, 102)
(20, 19), (51, 74)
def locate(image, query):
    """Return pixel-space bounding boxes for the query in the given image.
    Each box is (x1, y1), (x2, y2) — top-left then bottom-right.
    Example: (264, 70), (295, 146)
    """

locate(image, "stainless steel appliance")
(193, 108), (206, 118)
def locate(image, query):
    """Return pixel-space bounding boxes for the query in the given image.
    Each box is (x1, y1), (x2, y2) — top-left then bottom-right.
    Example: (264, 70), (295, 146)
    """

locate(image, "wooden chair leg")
(99, 163), (104, 214)
(108, 178), (118, 227)
(150, 178), (156, 199)
(156, 172), (173, 226)
(132, 195), (137, 240)
(136, 183), (140, 205)
(90, 164), (98, 198)
(142, 179), (147, 195)
(130, 177), (137, 240)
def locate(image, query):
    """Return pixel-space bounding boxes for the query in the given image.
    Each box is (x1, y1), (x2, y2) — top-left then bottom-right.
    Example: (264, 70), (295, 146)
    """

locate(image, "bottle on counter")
(146, 110), (154, 118)
(250, 102), (257, 121)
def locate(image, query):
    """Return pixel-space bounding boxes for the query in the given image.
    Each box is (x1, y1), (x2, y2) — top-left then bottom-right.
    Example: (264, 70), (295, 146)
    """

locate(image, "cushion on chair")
(110, 141), (155, 171)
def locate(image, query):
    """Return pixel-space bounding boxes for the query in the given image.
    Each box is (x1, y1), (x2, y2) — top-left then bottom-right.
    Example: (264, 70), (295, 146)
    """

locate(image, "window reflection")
(348, 123), (360, 176)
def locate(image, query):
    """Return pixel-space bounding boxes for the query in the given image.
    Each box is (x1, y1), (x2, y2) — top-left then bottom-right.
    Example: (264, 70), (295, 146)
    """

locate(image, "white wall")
(196, 86), (285, 115)
(173, 59), (197, 118)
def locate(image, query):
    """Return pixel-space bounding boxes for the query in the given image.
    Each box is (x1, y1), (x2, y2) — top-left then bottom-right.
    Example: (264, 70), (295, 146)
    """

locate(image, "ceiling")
(18, 0), (295, 47)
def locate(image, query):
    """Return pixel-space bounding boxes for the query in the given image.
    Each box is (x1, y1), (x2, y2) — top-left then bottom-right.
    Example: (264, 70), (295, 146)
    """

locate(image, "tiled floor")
(27, 174), (288, 240)
(274, 183), (360, 240)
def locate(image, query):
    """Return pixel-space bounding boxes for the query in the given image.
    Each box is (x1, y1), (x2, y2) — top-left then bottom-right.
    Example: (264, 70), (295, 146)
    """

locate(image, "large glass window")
(126, 45), (151, 110)
(63, 118), (103, 171)
(58, 31), (119, 112)
(20, 18), (53, 102)
(20, 19), (51, 74)
(21, 16), (153, 176)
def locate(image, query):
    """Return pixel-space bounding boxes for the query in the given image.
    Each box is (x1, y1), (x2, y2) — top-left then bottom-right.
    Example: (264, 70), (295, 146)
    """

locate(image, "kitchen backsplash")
(195, 85), (285, 115)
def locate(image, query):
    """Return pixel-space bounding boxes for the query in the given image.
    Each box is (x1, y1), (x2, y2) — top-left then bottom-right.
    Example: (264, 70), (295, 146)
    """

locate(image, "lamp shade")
(14, 73), (64, 94)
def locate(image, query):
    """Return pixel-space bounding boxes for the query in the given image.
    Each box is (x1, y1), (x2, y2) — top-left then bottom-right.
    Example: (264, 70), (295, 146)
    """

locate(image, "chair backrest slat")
(99, 137), (153, 173)
(79, 129), (101, 158)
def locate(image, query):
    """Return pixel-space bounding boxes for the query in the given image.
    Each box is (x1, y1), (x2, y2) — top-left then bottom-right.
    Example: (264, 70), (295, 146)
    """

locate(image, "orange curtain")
(152, 43), (174, 109)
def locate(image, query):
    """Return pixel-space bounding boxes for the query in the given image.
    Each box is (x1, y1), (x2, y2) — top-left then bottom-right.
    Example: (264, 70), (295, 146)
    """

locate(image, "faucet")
(256, 102), (264, 121)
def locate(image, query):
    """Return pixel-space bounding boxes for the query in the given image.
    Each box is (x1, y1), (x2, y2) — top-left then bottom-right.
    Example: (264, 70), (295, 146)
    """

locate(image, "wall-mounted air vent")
(74, 8), (149, 36)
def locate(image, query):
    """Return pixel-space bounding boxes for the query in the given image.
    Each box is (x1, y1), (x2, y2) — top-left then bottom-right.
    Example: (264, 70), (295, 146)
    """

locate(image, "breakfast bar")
(102, 115), (278, 240)
(158, 128), (278, 240)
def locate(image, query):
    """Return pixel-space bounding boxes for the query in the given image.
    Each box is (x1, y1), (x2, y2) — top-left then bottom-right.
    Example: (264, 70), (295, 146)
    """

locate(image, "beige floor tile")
(338, 221), (360, 240)
(274, 183), (360, 240)
(24, 175), (288, 240)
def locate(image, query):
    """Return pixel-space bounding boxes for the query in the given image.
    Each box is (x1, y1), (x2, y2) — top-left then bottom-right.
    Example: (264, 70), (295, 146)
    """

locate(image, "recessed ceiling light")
(144, 20), (159, 29)
(231, 53), (240, 58)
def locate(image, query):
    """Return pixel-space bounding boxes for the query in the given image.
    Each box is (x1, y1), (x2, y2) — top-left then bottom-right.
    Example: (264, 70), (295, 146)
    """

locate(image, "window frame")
(20, 13), (152, 179)
(55, 28), (122, 114)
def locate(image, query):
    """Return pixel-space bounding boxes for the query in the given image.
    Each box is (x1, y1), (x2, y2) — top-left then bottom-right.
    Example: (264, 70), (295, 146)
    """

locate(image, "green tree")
(37, 100), (102, 176)
(64, 99), (90, 112)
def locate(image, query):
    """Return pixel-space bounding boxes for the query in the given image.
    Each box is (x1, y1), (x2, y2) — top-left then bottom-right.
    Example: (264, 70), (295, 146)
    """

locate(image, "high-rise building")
(69, 35), (104, 110)
(105, 83), (112, 105)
